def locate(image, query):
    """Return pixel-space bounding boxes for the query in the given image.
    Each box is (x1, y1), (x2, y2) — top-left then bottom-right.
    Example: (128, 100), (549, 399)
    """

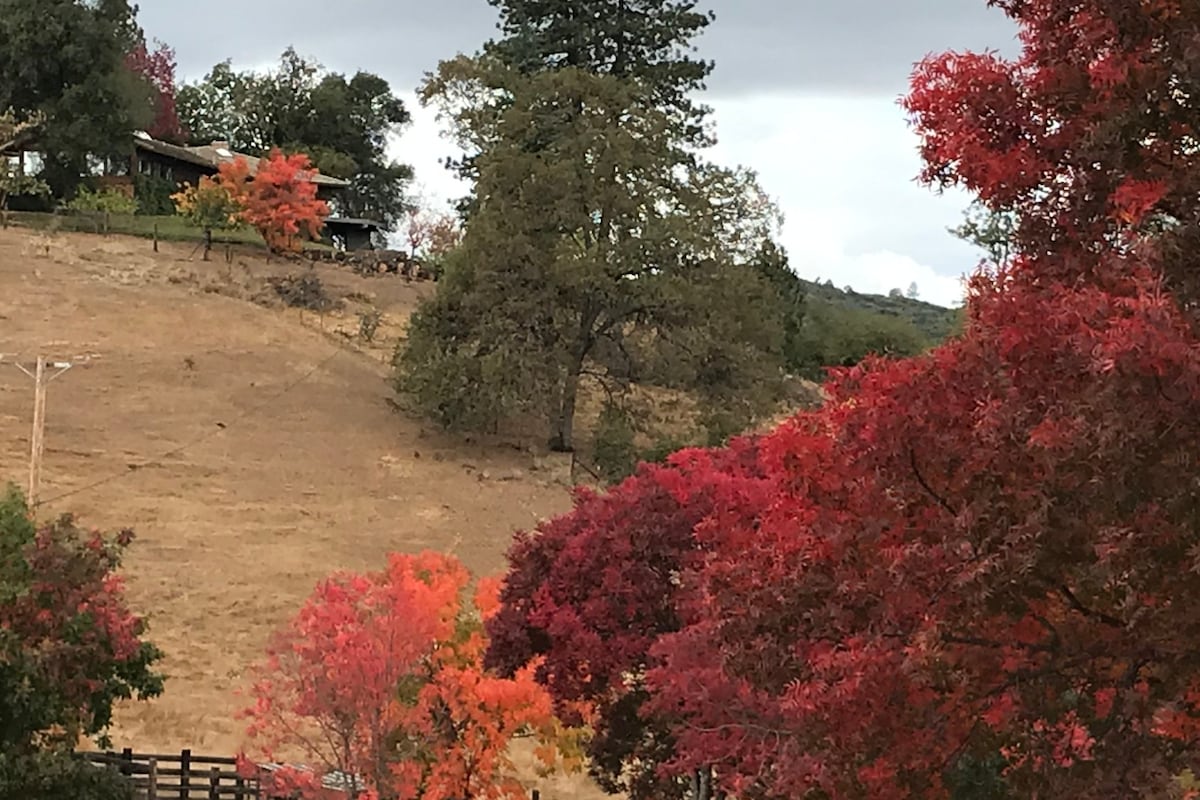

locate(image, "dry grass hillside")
(0, 227), (610, 797)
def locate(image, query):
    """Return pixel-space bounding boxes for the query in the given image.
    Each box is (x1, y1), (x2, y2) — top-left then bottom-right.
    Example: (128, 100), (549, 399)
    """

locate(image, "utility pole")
(2, 353), (93, 509)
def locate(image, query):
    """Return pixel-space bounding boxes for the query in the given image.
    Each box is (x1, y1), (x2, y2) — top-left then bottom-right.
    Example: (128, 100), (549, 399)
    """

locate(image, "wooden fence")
(83, 748), (550, 799)
(82, 749), (262, 799)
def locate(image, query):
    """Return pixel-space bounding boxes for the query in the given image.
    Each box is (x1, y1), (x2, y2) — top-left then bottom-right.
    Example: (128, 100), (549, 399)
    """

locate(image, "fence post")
(209, 766), (221, 800)
(153, 222), (159, 252)
(121, 747), (133, 778)
(147, 758), (159, 800)
(103, 211), (110, 235)
(181, 748), (192, 799)
(532, 791), (540, 800)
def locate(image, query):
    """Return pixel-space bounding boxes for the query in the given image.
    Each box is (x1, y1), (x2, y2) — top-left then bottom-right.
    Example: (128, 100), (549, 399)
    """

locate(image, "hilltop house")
(118, 131), (351, 201)
(3, 131), (350, 203)
(3, 131), (390, 249)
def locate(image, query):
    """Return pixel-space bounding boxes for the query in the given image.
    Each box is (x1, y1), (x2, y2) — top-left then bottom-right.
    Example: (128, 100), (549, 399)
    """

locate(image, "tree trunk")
(549, 367), (581, 452)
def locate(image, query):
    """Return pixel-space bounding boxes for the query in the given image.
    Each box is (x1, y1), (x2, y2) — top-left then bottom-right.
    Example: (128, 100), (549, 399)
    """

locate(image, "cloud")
(704, 94), (979, 306)
(141, 0), (1017, 96)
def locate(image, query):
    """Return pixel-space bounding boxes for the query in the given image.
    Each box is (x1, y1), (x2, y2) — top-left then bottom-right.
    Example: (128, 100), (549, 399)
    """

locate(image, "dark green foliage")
(799, 278), (962, 343)
(0, 0), (151, 197)
(132, 174), (176, 215)
(403, 63), (786, 451)
(266, 272), (339, 312)
(484, 0), (714, 144)
(951, 199), (1019, 268)
(788, 296), (932, 381)
(591, 404), (639, 483)
(0, 751), (135, 800)
(177, 49), (413, 229)
(945, 753), (1012, 800)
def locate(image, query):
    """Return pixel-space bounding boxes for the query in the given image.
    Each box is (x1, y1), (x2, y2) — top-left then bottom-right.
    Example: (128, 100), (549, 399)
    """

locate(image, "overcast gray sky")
(137, 1), (1019, 306)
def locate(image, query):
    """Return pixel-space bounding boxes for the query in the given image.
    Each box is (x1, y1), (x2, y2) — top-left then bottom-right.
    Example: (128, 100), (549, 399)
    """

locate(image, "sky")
(136, 1), (1020, 308)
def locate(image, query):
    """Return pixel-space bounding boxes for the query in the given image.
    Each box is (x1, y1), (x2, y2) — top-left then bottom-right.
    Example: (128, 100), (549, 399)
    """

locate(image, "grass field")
(0, 226), (604, 797)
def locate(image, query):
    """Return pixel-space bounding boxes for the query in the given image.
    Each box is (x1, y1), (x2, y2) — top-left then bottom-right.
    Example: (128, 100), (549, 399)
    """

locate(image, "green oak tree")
(0, 0), (152, 196)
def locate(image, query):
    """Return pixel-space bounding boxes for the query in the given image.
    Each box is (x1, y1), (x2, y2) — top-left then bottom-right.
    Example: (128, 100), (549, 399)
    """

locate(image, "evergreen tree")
(484, 0), (714, 144)
(400, 62), (785, 451)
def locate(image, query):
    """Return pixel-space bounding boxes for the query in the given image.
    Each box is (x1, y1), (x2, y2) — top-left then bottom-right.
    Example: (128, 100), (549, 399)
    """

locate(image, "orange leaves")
(217, 150), (330, 253)
(1111, 177), (1168, 225)
(172, 176), (242, 231)
(238, 551), (572, 800)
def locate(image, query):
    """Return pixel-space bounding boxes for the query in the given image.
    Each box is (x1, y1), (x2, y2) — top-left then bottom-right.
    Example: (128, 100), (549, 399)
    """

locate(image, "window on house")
(21, 152), (44, 176)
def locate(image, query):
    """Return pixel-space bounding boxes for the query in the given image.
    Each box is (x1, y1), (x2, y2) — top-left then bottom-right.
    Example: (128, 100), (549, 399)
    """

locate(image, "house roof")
(323, 216), (386, 230)
(133, 132), (351, 188)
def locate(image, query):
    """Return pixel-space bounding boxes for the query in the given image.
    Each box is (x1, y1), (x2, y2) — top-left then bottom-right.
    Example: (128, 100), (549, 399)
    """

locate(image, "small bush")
(638, 434), (693, 466)
(591, 404), (639, 483)
(133, 174), (177, 216)
(266, 272), (339, 312)
(65, 188), (138, 215)
(0, 751), (135, 800)
(358, 309), (384, 342)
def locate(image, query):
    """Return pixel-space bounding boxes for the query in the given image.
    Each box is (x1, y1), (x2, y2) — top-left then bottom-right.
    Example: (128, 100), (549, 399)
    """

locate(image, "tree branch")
(1057, 583), (1124, 628)
(908, 448), (958, 517)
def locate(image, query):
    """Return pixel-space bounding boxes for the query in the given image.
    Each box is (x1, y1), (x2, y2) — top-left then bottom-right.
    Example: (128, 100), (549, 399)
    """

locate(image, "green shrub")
(132, 174), (177, 215)
(0, 751), (135, 800)
(591, 404), (639, 483)
(66, 187), (138, 215)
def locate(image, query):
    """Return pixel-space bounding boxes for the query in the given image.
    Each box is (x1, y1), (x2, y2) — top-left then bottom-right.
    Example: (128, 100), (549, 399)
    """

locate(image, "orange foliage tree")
(237, 552), (581, 800)
(217, 149), (329, 253)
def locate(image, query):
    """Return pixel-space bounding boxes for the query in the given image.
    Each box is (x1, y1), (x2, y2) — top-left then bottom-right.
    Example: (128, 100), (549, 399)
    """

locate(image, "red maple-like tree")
(218, 150), (330, 253)
(486, 2), (1200, 798)
(125, 40), (184, 143)
(238, 551), (576, 800)
(485, 437), (768, 799)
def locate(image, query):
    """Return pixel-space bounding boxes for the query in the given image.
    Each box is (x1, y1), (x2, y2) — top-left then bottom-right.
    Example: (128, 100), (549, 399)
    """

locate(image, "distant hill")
(801, 279), (964, 343)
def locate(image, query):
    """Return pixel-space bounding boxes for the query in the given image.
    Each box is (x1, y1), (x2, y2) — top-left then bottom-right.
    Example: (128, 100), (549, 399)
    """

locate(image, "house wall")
(132, 150), (210, 189)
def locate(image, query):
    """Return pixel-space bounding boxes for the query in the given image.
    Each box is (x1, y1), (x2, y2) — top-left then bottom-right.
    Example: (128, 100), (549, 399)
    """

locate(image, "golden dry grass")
(0, 227), (612, 797)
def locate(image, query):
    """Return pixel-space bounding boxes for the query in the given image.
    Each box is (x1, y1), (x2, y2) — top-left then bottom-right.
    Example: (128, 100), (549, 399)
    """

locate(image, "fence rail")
(82, 749), (262, 800)
(82, 749), (548, 800)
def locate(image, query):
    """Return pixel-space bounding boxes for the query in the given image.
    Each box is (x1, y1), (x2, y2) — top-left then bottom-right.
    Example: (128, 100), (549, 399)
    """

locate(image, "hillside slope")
(0, 228), (599, 795)
(801, 278), (963, 342)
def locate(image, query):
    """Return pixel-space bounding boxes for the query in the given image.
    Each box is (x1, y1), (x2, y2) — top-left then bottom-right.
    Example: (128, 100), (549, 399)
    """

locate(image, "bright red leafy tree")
(486, 2), (1200, 798)
(239, 551), (577, 800)
(485, 437), (768, 799)
(218, 150), (330, 253)
(905, 0), (1200, 301)
(126, 39), (184, 143)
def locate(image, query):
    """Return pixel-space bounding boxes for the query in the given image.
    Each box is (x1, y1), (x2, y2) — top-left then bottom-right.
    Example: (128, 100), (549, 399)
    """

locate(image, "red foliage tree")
(0, 489), (163, 754)
(485, 438), (768, 798)
(645, 261), (1200, 798)
(904, 0), (1200, 300)
(126, 40), (184, 143)
(485, 5), (1200, 798)
(402, 206), (462, 260)
(218, 150), (330, 253)
(239, 551), (575, 800)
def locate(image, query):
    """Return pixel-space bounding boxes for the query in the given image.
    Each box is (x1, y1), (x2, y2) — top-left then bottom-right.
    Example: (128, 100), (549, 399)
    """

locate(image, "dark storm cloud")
(137, 0), (1017, 95)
